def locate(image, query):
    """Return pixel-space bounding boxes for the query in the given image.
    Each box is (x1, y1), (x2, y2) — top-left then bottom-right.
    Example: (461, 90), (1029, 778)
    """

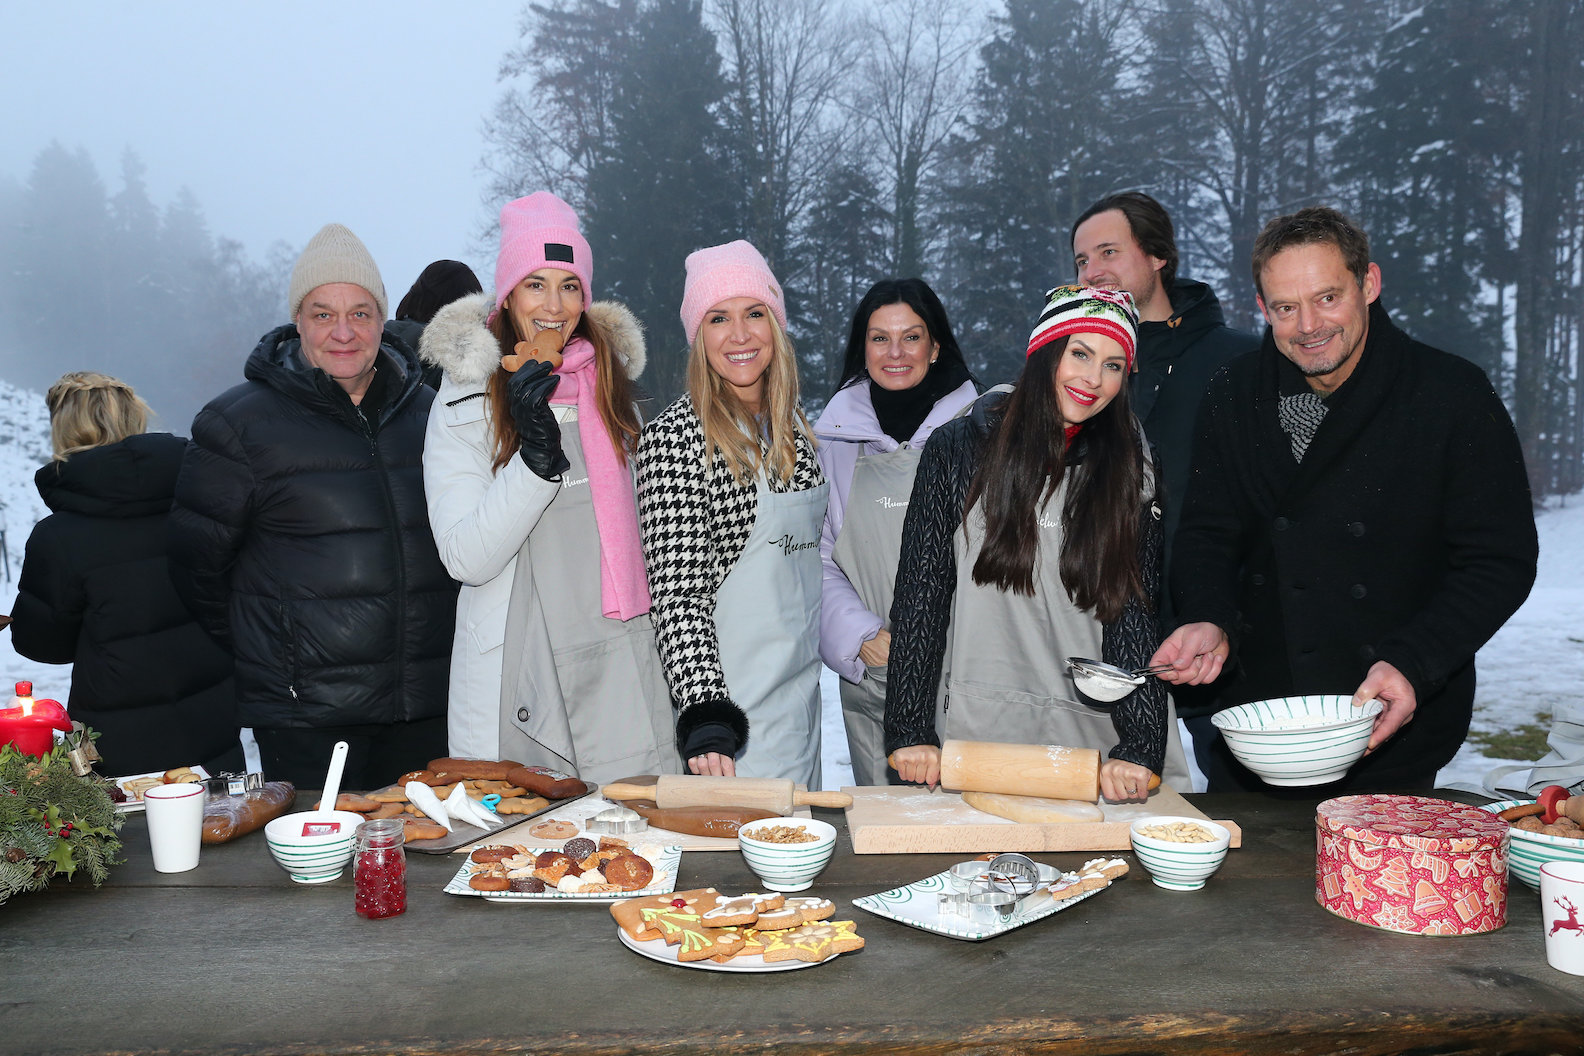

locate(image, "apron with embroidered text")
(499, 425), (679, 784)
(831, 446), (922, 785)
(714, 480), (829, 788)
(939, 482), (1190, 790)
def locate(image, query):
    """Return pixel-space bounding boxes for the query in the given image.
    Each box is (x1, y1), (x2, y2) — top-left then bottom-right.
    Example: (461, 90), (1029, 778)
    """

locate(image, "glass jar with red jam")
(353, 817), (407, 919)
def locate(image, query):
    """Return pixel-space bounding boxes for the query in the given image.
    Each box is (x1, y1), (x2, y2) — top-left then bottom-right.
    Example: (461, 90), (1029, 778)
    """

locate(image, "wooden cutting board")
(452, 793), (812, 853)
(843, 784), (1242, 854)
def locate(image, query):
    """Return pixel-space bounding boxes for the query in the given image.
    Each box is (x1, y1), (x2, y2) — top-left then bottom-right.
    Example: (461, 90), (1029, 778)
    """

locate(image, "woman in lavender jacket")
(815, 279), (977, 785)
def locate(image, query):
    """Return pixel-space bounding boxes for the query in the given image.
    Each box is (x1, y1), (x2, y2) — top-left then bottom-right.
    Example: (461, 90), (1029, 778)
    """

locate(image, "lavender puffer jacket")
(813, 378), (979, 683)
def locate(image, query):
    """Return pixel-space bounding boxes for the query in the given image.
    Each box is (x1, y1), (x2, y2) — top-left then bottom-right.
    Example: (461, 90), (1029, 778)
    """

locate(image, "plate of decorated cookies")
(852, 856), (1129, 941)
(611, 888), (865, 972)
(444, 833), (680, 903)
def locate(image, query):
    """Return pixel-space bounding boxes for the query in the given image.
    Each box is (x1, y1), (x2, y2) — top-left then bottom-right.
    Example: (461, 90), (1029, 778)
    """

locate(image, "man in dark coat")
(1152, 206), (1537, 793)
(169, 224), (459, 789)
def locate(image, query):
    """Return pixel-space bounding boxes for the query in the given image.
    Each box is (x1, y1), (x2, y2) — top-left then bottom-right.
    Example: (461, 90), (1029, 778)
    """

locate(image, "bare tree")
(708, 0), (856, 283)
(850, 0), (979, 278)
(1137, 0), (1380, 321)
(482, 0), (640, 211)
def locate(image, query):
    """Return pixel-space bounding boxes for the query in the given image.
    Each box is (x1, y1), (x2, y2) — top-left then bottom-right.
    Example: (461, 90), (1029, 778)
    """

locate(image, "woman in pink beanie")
(635, 240), (828, 784)
(417, 191), (678, 782)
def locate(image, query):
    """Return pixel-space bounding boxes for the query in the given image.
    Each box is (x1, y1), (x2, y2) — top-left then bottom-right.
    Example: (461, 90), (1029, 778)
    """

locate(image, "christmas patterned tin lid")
(1316, 794), (1508, 854)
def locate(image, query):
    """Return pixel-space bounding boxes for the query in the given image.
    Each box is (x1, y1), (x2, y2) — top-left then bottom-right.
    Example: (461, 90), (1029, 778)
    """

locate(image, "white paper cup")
(143, 782), (206, 873)
(1540, 861), (1584, 975)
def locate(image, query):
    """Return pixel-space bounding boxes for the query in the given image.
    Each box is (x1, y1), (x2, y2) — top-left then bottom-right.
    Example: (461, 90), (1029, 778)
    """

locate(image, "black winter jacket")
(168, 326), (458, 730)
(1132, 278), (1259, 609)
(11, 433), (240, 775)
(883, 392), (1170, 773)
(1173, 301), (1537, 787)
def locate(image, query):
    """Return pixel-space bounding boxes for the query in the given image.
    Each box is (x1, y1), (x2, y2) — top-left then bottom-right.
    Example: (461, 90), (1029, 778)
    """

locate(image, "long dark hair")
(484, 308), (641, 472)
(963, 336), (1146, 622)
(833, 278), (970, 394)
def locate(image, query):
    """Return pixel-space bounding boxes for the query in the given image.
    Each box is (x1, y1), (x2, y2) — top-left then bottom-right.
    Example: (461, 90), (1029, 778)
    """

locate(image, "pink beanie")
(493, 192), (592, 316)
(679, 240), (785, 344)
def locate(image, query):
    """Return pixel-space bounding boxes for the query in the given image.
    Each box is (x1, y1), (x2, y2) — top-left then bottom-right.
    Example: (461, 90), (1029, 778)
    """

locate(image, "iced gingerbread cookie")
(761, 920), (866, 963)
(610, 889), (719, 941)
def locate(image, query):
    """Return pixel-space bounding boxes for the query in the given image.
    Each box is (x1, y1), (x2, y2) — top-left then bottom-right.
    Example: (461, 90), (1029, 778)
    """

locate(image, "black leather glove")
(506, 358), (570, 480)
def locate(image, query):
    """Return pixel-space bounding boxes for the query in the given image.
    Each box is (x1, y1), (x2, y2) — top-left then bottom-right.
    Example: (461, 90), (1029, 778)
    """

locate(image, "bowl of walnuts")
(1484, 791), (1584, 890)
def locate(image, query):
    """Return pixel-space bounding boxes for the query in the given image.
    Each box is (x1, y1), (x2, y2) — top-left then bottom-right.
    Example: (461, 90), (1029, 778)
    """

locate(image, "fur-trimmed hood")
(419, 291), (646, 388)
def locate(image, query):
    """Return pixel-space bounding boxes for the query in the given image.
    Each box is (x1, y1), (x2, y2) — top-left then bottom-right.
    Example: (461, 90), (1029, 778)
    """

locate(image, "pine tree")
(583, 0), (736, 403)
(938, 0), (1143, 385)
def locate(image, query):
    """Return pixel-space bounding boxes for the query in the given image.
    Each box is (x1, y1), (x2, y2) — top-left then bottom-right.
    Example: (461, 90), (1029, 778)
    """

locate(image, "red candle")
(0, 682), (73, 757)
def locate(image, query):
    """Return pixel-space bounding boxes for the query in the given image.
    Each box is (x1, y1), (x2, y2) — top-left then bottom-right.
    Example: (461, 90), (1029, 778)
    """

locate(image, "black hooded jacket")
(168, 326), (458, 729)
(1131, 278), (1259, 606)
(11, 432), (240, 775)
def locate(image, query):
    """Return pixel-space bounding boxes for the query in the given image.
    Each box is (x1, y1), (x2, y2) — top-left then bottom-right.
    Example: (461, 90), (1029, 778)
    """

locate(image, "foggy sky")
(2, 0), (527, 312)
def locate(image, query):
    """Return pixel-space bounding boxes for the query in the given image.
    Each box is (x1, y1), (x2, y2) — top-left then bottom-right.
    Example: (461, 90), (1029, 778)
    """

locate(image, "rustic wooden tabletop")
(5, 790), (1582, 1055)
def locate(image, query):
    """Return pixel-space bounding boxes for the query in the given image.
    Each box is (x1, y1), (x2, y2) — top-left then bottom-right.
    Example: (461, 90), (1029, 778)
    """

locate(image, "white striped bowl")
(737, 817), (837, 892)
(1211, 695), (1383, 786)
(263, 810), (365, 884)
(1482, 800), (1584, 889)
(1129, 816), (1232, 891)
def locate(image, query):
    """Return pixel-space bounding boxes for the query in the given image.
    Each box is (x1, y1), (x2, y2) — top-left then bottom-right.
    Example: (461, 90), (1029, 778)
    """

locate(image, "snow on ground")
(0, 376), (1575, 793)
(1436, 494), (1584, 790)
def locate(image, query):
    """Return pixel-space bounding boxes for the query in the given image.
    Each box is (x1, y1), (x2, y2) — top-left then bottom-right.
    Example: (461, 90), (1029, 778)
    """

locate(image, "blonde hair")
(686, 312), (811, 485)
(45, 372), (150, 461)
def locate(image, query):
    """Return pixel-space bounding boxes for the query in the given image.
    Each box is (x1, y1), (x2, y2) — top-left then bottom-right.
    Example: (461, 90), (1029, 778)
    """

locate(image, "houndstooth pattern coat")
(635, 396), (824, 748)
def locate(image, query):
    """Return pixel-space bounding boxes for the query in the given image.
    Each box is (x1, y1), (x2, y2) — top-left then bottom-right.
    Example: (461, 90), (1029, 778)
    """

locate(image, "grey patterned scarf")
(1278, 390), (1328, 462)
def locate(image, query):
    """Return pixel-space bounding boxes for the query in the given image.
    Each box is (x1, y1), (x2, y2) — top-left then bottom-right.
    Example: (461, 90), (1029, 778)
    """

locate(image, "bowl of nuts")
(736, 817), (837, 892)
(1483, 798), (1584, 889)
(1128, 816), (1232, 891)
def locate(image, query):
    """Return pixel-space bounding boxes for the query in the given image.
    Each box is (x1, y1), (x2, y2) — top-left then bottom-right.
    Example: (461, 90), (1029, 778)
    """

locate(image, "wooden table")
(6, 791), (1583, 1056)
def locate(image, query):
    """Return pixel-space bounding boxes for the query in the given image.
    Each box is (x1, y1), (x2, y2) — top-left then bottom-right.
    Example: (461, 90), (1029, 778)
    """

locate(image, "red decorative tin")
(1316, 794), (1508, 935)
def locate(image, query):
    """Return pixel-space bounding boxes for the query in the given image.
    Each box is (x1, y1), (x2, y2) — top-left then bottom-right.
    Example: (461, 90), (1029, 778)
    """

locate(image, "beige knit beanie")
(288, 223), (388, 321)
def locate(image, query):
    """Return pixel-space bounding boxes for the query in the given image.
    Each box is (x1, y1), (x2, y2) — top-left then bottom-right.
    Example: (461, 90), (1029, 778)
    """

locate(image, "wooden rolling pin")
(937, 739), (1159, 803)
(602, 776), (852, 814)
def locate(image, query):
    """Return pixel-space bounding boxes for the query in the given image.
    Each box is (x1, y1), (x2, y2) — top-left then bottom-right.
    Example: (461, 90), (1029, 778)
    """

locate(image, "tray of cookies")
(611, 888), (865, 972)
(110, 766), (210, 812)
(851, 856), (1129, 941)
(333, 758), (599, 853)
(444, 833), (680, 903)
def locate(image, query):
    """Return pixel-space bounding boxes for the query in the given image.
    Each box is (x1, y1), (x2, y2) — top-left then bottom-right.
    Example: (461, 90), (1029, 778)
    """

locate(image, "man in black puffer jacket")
(169, 224), (458, 789)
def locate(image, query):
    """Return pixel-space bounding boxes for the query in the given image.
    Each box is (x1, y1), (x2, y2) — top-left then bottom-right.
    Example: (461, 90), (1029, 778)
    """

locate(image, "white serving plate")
(852, 861), (1105, 941)
(616, 927), (836, 972)
(112, 766), (211, 813)
(443, 841), (680, 903)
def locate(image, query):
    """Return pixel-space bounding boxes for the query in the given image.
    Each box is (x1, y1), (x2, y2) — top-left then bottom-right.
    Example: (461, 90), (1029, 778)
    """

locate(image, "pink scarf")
(548, 337), (652, 620)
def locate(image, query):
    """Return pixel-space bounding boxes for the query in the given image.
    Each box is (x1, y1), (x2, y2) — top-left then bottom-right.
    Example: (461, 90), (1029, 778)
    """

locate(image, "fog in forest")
(2, 0), (1580, 496)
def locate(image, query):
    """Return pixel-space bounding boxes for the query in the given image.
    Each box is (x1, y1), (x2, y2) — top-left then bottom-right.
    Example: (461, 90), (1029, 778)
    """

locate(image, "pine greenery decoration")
(0, 738), (123, 905)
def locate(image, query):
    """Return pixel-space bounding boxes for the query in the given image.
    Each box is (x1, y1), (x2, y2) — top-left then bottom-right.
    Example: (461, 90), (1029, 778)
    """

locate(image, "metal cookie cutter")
(982, 853), (1044, 918)
(583, 805), (649, 835)
(202, 771), (264, 797)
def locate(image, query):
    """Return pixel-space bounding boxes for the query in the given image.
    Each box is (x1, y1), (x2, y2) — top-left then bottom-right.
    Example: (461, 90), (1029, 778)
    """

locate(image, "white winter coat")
(419, 292), (646, 759)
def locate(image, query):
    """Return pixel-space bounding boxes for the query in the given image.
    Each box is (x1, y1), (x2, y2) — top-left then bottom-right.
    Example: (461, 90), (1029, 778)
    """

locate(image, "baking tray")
(404, 782), (599, 854)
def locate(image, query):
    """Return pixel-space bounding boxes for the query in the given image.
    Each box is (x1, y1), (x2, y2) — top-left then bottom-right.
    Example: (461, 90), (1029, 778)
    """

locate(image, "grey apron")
(499, 425), (679, 785)
(831, 446), (922, 785)
(714, 479), (829, 788)
(940, 484), (1191, 791)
